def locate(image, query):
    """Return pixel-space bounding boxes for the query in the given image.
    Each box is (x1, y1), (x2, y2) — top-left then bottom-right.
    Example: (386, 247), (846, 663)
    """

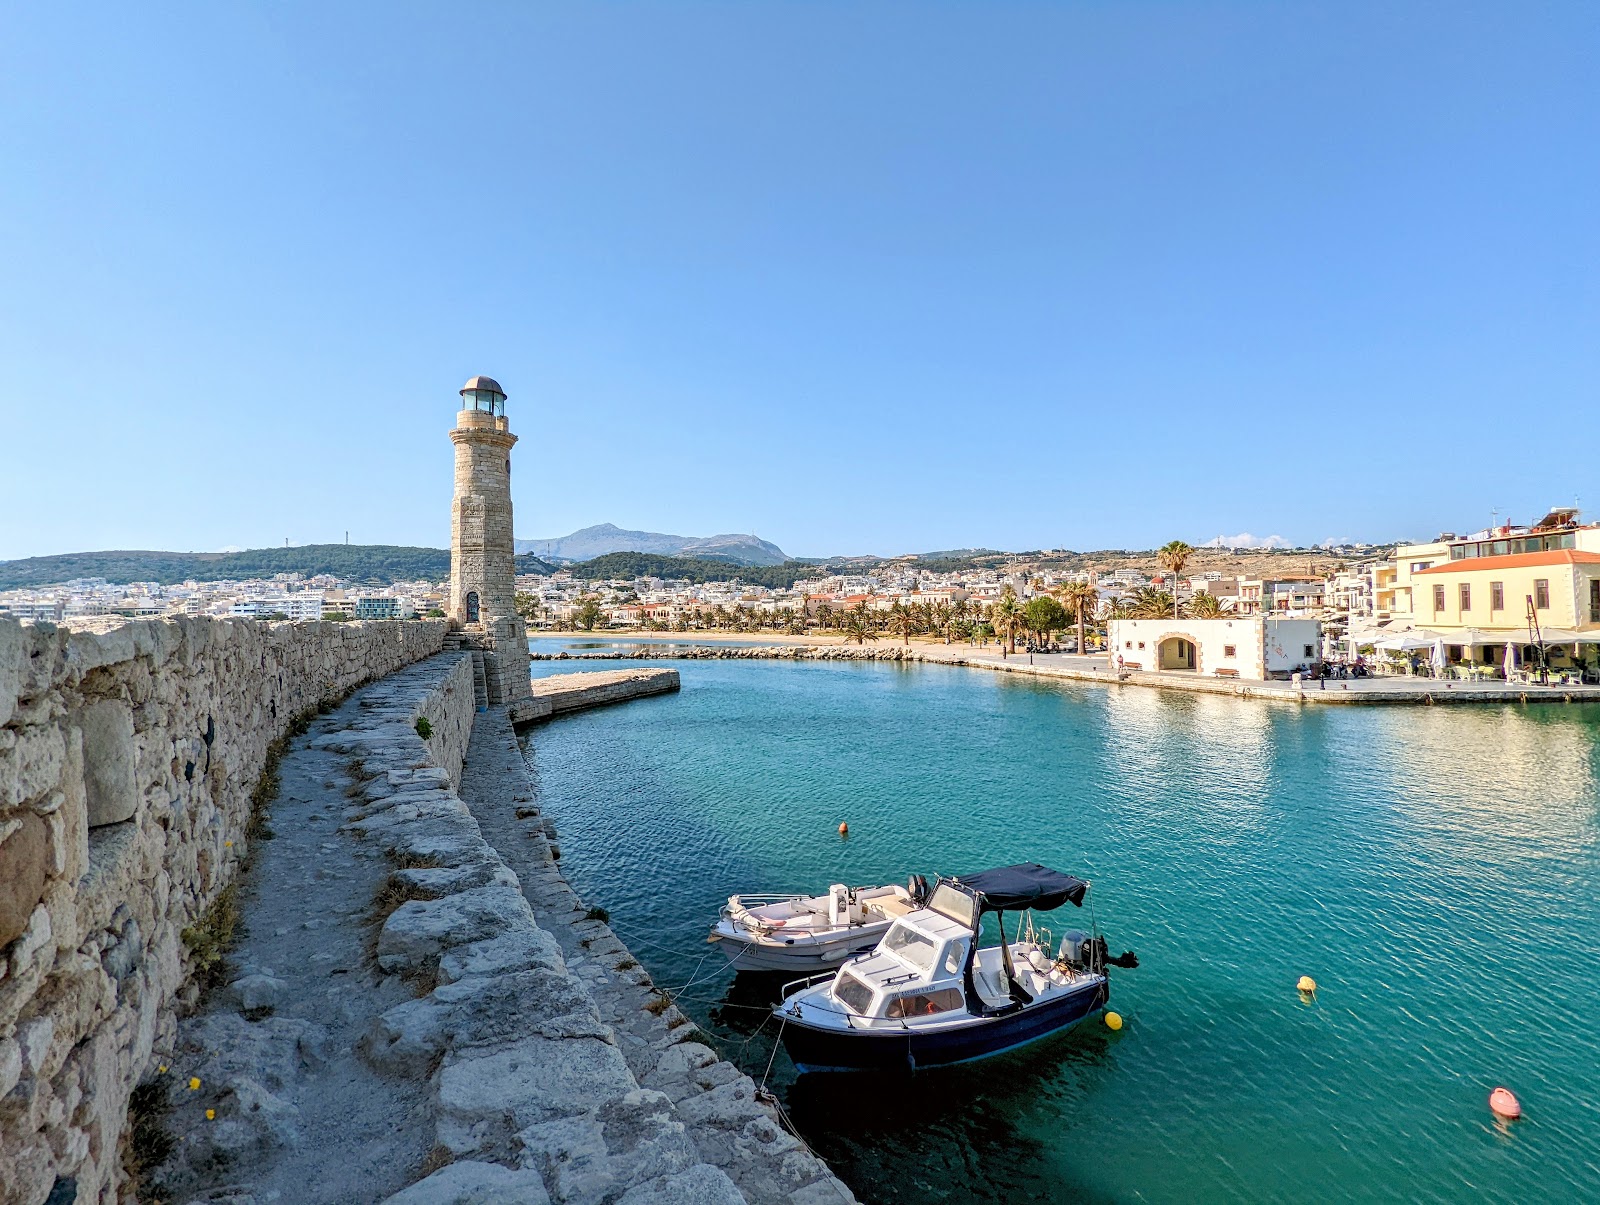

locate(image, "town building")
(1108, 616), (1323, 680)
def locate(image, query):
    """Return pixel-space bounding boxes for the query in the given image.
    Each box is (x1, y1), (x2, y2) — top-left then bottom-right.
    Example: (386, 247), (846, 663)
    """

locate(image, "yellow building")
(1414, 548), (1600, 628)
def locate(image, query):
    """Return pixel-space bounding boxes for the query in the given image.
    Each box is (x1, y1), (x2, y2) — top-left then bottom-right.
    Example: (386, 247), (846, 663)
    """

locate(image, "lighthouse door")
(465, 591), (480, 623)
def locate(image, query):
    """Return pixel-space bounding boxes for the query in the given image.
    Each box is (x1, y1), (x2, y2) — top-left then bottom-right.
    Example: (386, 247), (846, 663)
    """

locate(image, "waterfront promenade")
(530, 634), (1600, 706)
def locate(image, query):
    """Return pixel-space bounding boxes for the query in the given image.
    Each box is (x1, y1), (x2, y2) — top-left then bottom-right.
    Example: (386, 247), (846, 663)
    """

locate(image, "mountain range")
(514, 524), (789, 567)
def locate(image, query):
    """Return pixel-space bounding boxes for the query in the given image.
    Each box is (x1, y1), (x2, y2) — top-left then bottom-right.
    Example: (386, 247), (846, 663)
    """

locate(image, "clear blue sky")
(3, 3), (1595, 562)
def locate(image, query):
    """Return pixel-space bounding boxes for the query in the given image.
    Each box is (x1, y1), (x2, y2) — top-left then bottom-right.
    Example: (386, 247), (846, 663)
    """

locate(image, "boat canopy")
(951, 863), (1088, 915)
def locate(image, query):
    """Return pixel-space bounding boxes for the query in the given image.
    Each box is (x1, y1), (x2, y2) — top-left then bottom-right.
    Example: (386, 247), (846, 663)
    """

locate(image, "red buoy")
(1489, 1087), (1521, 1120)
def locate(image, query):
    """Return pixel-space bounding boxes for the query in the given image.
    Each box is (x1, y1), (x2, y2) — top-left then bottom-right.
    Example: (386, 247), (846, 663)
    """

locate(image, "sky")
(2, 2), (1596, 562)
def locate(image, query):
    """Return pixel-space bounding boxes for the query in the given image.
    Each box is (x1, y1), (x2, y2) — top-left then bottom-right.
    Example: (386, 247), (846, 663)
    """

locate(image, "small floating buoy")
(1297, 975), (1317, 994)
(1105, 1011), (1123, 1031)
(1489, 1087), (1521, 1120)
(838, 822), (848, 835)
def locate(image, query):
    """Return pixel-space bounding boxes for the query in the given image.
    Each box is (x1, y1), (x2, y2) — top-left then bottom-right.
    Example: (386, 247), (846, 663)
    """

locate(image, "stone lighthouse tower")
(448, 375), (531, 703)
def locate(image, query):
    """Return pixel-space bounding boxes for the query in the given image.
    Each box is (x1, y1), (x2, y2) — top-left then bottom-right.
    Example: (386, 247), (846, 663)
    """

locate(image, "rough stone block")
(615, 1163), (745, 1205)
(80, 700), (137, 826)
(437, 1035), (636, 1159)
(0, 814), (50, 950)
(380, 1160), (552, 1205)
(376, 885), (535, 975)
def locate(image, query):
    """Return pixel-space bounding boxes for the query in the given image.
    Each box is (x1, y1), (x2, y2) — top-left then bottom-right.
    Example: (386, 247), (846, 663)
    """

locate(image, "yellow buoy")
(1298, 975), (1318, 994)
(838, 822), (848, 835)
(1105, 1011), (1123, 1031)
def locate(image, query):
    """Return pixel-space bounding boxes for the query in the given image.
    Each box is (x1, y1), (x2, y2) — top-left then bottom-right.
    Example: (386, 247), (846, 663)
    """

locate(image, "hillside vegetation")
(0, 545), (518, 589)
(566, 552), (831, 589)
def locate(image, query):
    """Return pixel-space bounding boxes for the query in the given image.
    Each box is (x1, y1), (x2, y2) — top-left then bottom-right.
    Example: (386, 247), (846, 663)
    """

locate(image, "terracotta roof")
(1415, 550), (1600, 574)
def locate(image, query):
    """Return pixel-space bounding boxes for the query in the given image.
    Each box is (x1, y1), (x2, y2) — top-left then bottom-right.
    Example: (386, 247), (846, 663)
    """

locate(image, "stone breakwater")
(0, 615), (447, 1205)
(530, 646), (924, 662)
(143, 653), (853, 1204)
(513, 668), (681, 724)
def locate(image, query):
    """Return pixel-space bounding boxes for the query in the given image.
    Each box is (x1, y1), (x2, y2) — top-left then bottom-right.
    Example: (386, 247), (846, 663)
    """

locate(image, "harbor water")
(520, 654), (1600, 1203)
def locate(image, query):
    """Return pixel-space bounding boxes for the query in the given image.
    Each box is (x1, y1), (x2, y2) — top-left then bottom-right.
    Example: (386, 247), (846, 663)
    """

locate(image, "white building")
(1108, 616), (1323, 680)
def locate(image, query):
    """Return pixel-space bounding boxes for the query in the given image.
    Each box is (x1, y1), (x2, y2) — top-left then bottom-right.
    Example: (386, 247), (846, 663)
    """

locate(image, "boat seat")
(868, 897), (915, 919)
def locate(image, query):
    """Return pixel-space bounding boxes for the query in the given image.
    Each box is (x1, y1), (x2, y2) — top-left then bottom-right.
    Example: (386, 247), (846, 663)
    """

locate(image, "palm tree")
(991, 587), (1024, 654)
(1157, 540), (1194, 619)
(1125, 586), (1175, 619)
(931, 600), (953, 643)
(1185, 592), (1225, 619)
(841, 608), (878, 645)
(1058, 581), (1098, 655)
(887, 600), (916, 646)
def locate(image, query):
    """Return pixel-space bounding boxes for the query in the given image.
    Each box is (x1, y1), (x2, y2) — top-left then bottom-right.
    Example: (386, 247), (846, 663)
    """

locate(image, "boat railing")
(779, 972), (838, 1001)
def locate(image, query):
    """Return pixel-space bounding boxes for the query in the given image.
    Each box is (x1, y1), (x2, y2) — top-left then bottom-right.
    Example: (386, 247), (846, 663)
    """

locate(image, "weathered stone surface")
(380, 1159), (553, 1205)
(436, 929), (564, 985)
(517, 1089), (700, 1205)
(226, 972), (288, 1013)
(365, 968), (609, 1073)
(79, 698), (137, 826)
(615, 1163), (746, 1205)
(376, 884), (535, 975)
(437, 1035), (637, 1158)
(0, 810), (49, 947)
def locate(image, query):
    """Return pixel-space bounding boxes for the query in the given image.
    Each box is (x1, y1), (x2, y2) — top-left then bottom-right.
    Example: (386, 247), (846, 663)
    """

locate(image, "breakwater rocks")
(0, 614), (446, 1204)
(513, 668), (681, 724)
(531, 645), (935, 662)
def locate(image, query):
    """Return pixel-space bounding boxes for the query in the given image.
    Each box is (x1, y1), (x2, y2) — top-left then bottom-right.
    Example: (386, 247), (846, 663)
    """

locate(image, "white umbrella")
(1430, 638), (1447, 674)
(1504, 642), (1518, 678)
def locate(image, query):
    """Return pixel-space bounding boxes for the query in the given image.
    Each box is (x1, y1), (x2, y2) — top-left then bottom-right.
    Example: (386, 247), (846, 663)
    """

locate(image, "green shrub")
(415, 716), (433, 739)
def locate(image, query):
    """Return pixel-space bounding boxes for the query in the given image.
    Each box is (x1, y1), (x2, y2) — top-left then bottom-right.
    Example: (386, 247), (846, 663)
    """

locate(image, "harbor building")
(448, 375), (531, 703)
(1108, 616), (1323, 680)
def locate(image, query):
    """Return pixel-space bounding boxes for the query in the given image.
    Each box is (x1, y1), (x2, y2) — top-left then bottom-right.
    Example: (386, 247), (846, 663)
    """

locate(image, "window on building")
(1535, 580), (1550, 610)
(1491, 582), (1504, 611)
(1590, 580), (1599, 624)
(1459, 584), (1471, 611)
(1223, 645), (1236, 657)
(1304, 644), (1315, 657)
(1432, 585), (1445, 612)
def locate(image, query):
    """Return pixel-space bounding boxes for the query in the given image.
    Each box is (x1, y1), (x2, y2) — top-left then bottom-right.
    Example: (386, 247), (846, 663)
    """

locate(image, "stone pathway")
(461, 708), (858, 1205)
(149, 658), (460, 1204)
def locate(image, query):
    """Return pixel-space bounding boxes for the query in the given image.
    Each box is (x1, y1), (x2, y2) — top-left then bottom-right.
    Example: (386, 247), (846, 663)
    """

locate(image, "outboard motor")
(1057, 931), (1092, 970)
(907, 874), (929, 906)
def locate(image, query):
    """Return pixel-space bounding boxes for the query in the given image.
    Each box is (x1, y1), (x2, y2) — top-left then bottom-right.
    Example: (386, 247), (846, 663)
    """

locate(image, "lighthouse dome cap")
(460, 375), (505, 397)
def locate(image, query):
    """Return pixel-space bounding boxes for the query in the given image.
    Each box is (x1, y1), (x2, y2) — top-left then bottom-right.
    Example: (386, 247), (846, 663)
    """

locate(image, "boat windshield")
(833, 972), (875, 1015)
(926, 882), (977, 927)
(882, 923), (938, 971)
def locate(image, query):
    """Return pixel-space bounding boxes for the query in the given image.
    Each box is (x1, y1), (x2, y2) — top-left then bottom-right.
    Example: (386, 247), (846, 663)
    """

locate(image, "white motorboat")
(708, 877), (929, 972)
(774, 863), (1139, 1072)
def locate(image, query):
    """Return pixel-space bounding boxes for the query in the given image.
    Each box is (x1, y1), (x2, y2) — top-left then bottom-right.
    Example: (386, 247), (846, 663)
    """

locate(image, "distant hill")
(567, 552), (828, 590)
(0, 545), (556, 589)
(515, 523), (788, 567)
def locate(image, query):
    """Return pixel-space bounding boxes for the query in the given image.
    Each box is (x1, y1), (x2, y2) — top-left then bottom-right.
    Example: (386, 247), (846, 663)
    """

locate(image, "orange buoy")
(838, 822), (848, 835)
(1489, 1087), (1521, 1120)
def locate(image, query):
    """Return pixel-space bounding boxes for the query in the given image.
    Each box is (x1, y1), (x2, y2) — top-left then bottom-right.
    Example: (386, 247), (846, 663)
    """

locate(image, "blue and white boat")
(773, 864), (1137, 1072)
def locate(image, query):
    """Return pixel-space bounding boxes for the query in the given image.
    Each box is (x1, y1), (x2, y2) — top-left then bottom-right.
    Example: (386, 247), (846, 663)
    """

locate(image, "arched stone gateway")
(1158, 633), (1199, 672)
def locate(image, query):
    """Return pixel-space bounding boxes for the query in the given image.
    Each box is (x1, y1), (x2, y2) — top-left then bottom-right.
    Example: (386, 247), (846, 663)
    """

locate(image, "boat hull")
(714, 931), (885, 973)
(778, 978), (1108, 1072)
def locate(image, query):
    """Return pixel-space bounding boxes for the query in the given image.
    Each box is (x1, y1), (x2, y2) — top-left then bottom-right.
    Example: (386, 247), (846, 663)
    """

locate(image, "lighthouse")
(448, 375), (530, 703)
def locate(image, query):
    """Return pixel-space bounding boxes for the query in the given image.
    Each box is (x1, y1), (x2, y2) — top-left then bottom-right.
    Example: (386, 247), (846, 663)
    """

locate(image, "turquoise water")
(519, 660), (1600, 1203)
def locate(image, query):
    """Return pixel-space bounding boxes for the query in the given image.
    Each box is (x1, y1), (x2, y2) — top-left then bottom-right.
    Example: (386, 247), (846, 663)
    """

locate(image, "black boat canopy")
(952, 863), (1088, 914)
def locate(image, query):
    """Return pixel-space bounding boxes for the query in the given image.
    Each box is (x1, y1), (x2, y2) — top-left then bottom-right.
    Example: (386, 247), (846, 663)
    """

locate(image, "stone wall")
(0, 615), (446, 1205)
